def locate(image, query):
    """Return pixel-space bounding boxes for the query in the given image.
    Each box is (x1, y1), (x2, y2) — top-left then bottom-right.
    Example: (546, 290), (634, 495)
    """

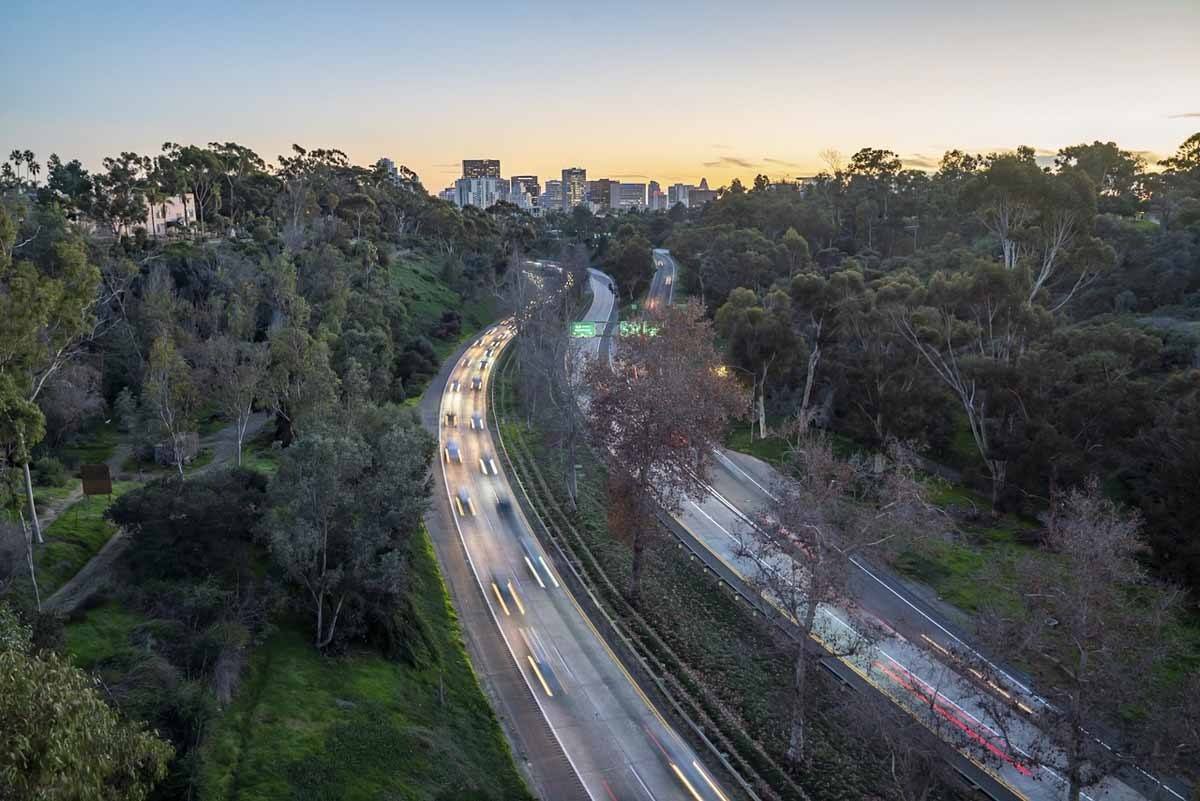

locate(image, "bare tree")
(143, 336), (198, 479)
(736, 437), (940, 764)
(203, 336), (268, 466)
(585, 300), (748, 605)
(976, 480), (1182, 801)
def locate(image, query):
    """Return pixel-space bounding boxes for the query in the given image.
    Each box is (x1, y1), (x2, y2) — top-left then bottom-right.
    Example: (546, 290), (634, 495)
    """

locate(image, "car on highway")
(461, 356), (471, 367)
(485, 347), (494, 358)
(445, 411), (457, 428)
(480, 453), (498, 476)
(473, 338), (483, 347)
(496, 494), (512, 513)
(665, 275), (672, 285)
(444, 441), (462, 464)
(479, 358), (489, 369)
(470, 412), (485, 430)
(455, 487), (474, 516)
(471, 376), (483, 391)
(449, 379), (460, 392)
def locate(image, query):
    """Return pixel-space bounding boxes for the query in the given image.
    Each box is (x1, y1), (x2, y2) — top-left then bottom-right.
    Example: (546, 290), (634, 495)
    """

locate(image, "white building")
(454, 176), (506, 209)
(618, 183), (646, 211)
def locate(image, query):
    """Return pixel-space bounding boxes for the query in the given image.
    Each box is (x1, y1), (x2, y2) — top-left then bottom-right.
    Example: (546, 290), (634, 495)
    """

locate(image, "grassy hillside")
(195, 529), (531, 801)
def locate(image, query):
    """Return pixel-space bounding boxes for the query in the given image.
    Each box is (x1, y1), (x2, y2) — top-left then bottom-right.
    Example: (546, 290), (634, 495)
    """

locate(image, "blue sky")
(3, 0), (1198, 188)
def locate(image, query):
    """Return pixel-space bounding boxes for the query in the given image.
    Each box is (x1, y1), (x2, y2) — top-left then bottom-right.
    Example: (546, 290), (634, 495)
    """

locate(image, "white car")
(449, 379), (461, 392)
(444, 441), (462, 464)
(480, 454), (498, 476)
(456, 488), (474, 516)
(470, 413), (485, 431)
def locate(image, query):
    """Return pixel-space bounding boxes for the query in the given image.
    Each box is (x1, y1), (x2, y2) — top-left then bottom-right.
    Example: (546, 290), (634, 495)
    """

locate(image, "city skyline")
(4, 0), (1198, 192)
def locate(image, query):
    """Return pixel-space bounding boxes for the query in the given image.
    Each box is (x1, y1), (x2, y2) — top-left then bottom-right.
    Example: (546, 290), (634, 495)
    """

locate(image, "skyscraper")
(541, 179), (563, 211)
(618, 183), (646, 210)
(510, 175), (540, 198)
(647, 180), (664, 211)
(562, 167), (587, 210)
(462, 159), (501, 179)
(587, 178), (619, 211)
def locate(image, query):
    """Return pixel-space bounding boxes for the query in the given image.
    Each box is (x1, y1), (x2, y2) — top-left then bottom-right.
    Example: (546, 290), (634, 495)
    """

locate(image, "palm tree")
(8, 149), (23, 180)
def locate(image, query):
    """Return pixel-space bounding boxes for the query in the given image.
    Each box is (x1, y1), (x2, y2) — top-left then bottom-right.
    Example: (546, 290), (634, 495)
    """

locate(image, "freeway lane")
(438, 321), (731, 801)
(631, 253), (1179, 801)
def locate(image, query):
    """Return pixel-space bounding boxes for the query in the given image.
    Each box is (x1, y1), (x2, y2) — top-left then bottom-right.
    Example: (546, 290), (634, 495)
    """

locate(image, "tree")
(0, 202), (101, 542)
(203, 336), (268, 466)
(263, 324), (338, 445)
(0, 603), (173, 799)
(143, 336), (198, 478)
(262, 422), (432, 649)
(714, 287), (796, 438)
(976, 481), (1181, 801)
(780, 226), (810, 277)
(895, 262), (1048, 507)
(735, 437), (938, 764)
(584, 300), (748, 604)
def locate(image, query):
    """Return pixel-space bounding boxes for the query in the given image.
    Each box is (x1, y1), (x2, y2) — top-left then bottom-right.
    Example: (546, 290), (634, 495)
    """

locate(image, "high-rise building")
(510, 175), (540, 198)
(647, 180), (664, 211)
(618, 183), (646, 210)
(541, 179), (563, 210)
(562, 167), (587, 209)
(454, 176), (505, 208)
(668, 183), (692, 208)
(689, 177), (718, 207)
(462, 159), (501, 179)
(587, 178), (620, 211)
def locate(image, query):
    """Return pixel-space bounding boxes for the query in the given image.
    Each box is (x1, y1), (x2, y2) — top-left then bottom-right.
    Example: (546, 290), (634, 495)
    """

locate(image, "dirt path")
(43, 414), (270, 615)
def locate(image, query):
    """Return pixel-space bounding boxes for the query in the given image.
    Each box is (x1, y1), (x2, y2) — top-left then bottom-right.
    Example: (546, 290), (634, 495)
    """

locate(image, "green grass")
(34, 481), (139, 596)
(53, 420), (122, 468)
(197, 529), (532, 801)
(122, 447), (214, 476)
(64, 602), (145, 669)
(32, 483), (77, 511)
(724, 421), (790, 467)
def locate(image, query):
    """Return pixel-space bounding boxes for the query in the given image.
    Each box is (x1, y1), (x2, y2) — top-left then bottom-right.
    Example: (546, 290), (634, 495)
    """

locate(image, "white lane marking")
(552, 643), (577, 684)
(630, 765), (658, 801)
(848, 555), (1044, 705)
(688, 500), (736, 543)
(714, 449), (778, 501)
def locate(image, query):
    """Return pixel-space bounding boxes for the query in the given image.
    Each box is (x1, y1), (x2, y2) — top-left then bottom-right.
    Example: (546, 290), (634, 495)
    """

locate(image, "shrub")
(31, 456), (70, 487)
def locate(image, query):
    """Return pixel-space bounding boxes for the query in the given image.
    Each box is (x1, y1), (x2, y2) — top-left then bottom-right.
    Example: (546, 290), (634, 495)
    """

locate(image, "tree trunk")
(757, 364), (769, 440)
(19, 511), (41, 611)
(628, 526), (645, 608)
(23, 461), (43, 544)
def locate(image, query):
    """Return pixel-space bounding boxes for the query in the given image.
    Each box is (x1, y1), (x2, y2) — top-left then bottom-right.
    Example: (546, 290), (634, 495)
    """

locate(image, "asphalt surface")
(634, 251), (1182, 801)
(431, 307), (733, 801)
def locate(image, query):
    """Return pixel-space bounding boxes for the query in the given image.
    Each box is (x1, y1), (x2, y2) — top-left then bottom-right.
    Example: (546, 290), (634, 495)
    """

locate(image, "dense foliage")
(0, 142), (537, 798)
(592, 134), (1200, 594)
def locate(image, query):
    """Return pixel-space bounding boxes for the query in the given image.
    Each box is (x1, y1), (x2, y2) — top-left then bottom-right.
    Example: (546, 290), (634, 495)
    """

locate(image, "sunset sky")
(3, 0), (1198, 190)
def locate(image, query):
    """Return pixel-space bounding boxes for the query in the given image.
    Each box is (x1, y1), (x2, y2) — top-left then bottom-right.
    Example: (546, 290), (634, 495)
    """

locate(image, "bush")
(31, 456), (70, 487)
(108, 468), (269, 583)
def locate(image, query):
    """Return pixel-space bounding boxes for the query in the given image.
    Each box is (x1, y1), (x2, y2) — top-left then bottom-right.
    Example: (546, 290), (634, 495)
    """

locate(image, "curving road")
(434, 283), (732, 801)
(627, 251), (1183, 801)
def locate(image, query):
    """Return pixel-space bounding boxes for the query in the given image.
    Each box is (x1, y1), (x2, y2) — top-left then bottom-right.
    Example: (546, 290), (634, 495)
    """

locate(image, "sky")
(2, 0), (1199, 191)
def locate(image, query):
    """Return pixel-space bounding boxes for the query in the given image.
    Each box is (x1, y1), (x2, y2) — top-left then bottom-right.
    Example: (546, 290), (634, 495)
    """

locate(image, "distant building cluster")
(424, 157), (722, 215)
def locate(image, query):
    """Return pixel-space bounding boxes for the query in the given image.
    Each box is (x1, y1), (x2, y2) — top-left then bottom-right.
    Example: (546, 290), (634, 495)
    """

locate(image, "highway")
(625, 252), (1181, 801)
(435, 288), (732, 801)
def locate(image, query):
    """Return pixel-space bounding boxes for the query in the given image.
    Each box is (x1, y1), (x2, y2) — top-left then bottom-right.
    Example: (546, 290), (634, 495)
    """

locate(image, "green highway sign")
(619, 321), (660, 337)
(570, 321), (596, 338)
